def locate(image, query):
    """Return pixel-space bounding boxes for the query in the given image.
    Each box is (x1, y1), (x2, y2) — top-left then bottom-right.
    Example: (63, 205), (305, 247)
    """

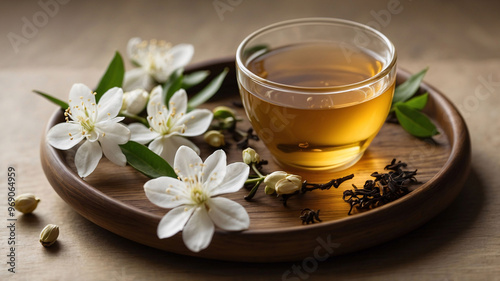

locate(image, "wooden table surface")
(1, 0), (499, 280)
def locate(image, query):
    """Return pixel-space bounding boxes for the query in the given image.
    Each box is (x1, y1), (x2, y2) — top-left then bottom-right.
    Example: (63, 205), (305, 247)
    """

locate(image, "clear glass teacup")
(236, 18), (397, 172)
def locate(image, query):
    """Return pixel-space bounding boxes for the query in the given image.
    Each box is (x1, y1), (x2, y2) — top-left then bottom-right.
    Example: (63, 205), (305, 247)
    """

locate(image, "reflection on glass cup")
(236, 18), (397, 172)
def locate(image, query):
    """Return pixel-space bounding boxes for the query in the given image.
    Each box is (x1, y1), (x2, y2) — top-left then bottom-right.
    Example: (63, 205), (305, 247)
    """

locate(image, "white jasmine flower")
(121, 89), (149, 115)
(123, 37), (194, 91)
(46, 84), (130, 177)
(144, 146), (250, 252)
(128, 86), (212, 164)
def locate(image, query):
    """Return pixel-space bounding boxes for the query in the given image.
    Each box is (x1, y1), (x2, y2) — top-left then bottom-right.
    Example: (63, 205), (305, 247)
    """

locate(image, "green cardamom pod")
(14, 193), (40, 214)
(40, 224), (59, 247)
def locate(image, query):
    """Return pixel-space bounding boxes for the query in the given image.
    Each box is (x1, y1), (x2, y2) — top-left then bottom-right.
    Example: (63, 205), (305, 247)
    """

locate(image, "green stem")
(244, 178), (264, 201)
(245, 177), (264, 184)
(120, 112), (149, 126)
(251, 163), (265, 178)
(244, 164), (267, 200)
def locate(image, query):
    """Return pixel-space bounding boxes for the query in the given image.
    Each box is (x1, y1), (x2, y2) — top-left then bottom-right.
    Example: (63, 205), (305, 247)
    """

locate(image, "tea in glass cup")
(236, 18), (397, 171)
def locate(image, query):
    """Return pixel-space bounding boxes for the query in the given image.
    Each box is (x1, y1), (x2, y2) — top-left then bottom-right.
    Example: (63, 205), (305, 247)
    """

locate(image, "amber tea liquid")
(240, 43), (395, 170)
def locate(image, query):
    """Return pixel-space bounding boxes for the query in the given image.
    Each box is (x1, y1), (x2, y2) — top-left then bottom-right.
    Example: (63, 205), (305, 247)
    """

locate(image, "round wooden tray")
(41, 58), (471, 262)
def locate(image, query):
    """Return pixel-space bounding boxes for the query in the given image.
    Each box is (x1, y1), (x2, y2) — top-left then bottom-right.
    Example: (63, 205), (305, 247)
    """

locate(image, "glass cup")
(236, 18), (397, 172)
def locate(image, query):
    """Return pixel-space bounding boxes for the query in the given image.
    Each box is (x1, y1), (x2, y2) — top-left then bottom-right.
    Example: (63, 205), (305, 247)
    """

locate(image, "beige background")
(1, 0), (499, 280)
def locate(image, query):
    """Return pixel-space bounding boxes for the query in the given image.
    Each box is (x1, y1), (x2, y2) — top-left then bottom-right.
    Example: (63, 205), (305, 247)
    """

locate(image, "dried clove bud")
(300, 208), (322, 224)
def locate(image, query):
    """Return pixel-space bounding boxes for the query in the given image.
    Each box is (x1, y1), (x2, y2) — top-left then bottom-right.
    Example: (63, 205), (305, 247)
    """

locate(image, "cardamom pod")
(14, 193), (40, 214)
(40, 224), (59, 247)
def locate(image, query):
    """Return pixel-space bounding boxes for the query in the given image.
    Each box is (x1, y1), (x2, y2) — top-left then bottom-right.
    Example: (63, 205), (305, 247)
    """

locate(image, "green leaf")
(182, 70), (210, 89)
(33, 90), (68, 109)
(403, 92), (429, 110)
(188, 67), (229, 109)
(163, 68), (184, 105)
(391, 92), (429, 112)
(395, 103), (438, 138)
(94, 51), (125, 102)
(392, 67), (428, 105)
(120, 141), (176, 179)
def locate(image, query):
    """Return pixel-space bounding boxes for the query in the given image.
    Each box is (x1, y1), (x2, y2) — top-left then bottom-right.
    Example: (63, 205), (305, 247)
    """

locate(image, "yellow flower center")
(149, 101), (186, 136)
(65, 93), (99, 138)
(190, 188), (208, 205)
(77, 115), (95, 134)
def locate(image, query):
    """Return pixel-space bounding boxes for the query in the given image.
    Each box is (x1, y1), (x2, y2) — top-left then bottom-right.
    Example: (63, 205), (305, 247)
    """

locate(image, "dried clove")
(300, 208), (322, 224)
(342, 159), (419, 215)
(236, 128), (259, 149)
(302, 174), (355, 193)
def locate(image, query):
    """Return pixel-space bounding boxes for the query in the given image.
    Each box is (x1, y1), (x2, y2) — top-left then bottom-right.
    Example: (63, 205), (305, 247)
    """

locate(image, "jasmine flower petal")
(96, 87), (123, 123)
(129, 123), (159, 144)
(201, 150), (226, 191)
(46, 122), (84, 150)
(169, 44), (194, 71)
(123, 68), (153, 92)
(182, 206), (214, 253)
(149, 135), (199, 166)
(75, 140), (102, 178)
(173, 145), (203, 180)
(98, 123), (130, 167)
(157, 206), (195, 239)
(207, 197), (250, 231)
(210, 162), (249, 196)
(144, 177), (190, 208)
(168, 89), (188, 117)
(177, 109), (213, 137)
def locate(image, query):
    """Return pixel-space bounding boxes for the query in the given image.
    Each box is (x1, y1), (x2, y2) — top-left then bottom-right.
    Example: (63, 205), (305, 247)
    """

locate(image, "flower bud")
(220, 116), (236, 129)
(203, 130), (225, 147)
(40, 224), (59, 247)
(242, 147), (260, 165)
(14, 193), (40, 214)
(275, 175), (302, 195)
(263, 171), (288, 194)
(122, 89), (149, 115)
(213, 106), (236, 120)
(264, 185), (276, 195)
